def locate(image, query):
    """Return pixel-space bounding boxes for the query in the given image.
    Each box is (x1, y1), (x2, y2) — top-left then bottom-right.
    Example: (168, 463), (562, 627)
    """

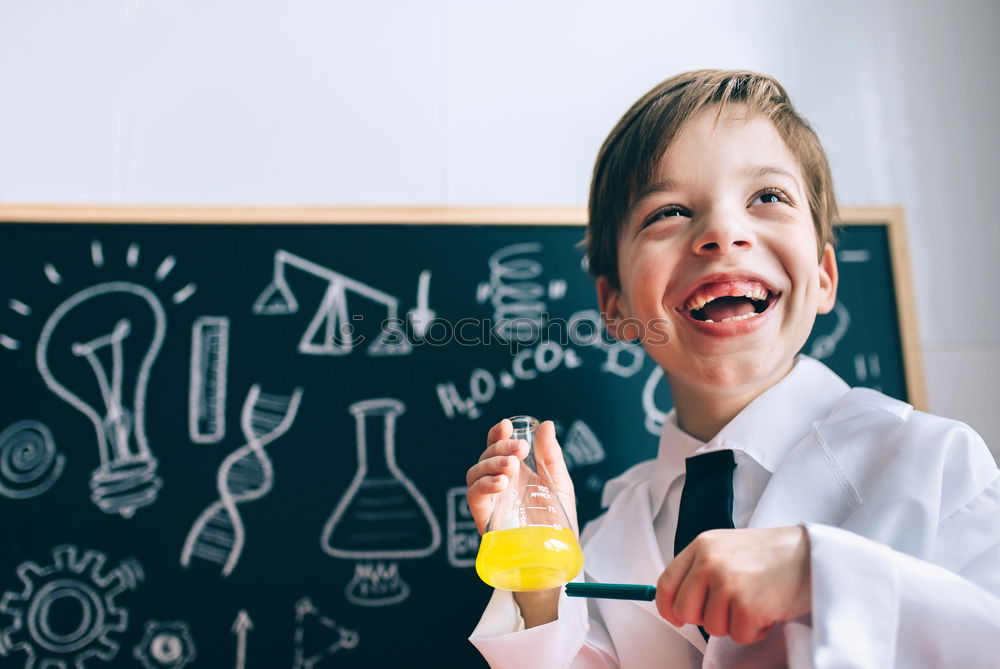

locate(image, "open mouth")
(682, 280), (780, 324)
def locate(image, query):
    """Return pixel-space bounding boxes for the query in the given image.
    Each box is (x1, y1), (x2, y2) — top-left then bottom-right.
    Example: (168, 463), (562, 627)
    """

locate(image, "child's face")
(597, 106), (838, 396)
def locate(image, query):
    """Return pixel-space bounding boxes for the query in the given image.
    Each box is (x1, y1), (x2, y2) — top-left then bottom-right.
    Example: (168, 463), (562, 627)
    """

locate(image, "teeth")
(702, 312), (760, 325)
(689, 295), (711, 311)
(685, 283), (770, 312)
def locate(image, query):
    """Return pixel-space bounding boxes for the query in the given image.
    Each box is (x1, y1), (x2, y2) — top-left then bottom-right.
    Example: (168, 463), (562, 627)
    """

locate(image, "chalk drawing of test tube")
(180, 384), (303, 577)
(252, 250), (410, 356)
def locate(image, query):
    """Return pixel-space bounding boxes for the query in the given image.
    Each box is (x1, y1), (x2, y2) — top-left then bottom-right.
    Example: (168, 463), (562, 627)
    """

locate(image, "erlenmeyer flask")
(321, 398), (441, 606)
(321, 399), (440, 558)
(475, 416), (583, 591)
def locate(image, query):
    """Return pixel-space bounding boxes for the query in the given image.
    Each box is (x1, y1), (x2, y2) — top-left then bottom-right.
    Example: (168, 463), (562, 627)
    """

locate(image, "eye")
(641, 205), (690, 229)
(750, 188), (792, 206)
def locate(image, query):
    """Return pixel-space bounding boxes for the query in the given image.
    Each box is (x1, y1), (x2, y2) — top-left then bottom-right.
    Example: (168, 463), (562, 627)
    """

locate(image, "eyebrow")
(626, 178), (679, 220)
(748, 164), (801, 185)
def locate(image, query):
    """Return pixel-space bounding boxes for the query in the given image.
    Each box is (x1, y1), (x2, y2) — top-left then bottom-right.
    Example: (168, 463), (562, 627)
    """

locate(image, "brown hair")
(585, 69), (837, 288)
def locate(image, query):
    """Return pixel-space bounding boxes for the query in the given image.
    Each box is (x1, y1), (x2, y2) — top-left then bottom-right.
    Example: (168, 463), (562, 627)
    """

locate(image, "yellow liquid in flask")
(476, 526), (584, 591)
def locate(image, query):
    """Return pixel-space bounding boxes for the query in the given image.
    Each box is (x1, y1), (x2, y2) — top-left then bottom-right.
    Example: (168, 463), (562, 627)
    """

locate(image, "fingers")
(671, 563), (709, 627)
(479, 419), (524, 465)
(701, 584), (731, 638)
(465, 469), (508, 535)
(655, 547), (695, 626)
(466, 422), (528, 534)
(485, 418), (512, 449)
(533, 420), (572, 489)
(476, 436), (530, 464)
(466, 450), (522, 489)
(658, 530), (780, 645)
(728, 600), (771, 645)
(661, 557), (759, 643)
(467, 418), (575, 536)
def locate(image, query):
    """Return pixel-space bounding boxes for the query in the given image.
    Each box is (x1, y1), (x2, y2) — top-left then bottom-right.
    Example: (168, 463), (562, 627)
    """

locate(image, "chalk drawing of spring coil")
(477, 243), (548, 344)
(180, 385), (303, 577)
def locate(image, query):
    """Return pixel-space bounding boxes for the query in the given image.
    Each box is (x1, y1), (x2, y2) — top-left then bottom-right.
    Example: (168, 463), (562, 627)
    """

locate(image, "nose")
(690, 209), (755, 255)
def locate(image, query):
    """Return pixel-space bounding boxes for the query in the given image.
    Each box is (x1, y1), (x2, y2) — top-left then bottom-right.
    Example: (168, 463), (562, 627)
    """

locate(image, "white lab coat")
(470, 357), (1000, 668)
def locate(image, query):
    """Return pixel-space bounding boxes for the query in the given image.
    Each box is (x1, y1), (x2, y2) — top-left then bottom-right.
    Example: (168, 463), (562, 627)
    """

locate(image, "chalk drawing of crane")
(252, 250), (410, 356)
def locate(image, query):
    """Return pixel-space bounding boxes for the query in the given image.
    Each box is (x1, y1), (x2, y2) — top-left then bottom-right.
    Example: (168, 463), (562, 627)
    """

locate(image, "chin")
(672, 351), (795, 397)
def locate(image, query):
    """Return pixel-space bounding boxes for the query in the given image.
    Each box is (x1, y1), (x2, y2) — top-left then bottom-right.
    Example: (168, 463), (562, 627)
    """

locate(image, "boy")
(465, 70), (1000, 667)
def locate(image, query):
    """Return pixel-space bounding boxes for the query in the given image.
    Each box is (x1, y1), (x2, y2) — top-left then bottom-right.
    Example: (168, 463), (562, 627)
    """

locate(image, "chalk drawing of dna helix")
(180, 384), (303, 577)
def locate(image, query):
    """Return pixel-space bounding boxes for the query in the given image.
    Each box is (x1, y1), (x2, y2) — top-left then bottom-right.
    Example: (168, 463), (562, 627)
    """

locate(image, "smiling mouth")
(682, 280), (780, 323)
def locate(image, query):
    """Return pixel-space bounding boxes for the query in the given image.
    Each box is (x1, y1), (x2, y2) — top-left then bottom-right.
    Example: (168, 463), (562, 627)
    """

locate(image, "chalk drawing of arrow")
(407, 270), (435, 339)
(232, 609), (253, 669)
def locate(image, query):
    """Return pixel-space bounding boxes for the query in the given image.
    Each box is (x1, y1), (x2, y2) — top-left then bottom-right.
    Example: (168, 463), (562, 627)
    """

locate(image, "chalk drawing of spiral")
(0, 420), (65, 499)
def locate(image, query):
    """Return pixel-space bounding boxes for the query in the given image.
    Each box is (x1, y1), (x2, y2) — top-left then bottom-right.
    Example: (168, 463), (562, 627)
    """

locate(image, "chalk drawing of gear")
(0, 544), (143, 668)
(133, 621), (196, 669)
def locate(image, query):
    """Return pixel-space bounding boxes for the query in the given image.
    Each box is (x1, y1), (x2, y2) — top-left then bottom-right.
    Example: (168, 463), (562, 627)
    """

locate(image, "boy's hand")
(465, 419), (576, 535)
(466, 419), (576, 628)
(655, 526), (811, 644)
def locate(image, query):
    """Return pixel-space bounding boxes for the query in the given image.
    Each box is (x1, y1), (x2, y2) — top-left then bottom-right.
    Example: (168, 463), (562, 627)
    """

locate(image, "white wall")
(1, 0), (997, 455)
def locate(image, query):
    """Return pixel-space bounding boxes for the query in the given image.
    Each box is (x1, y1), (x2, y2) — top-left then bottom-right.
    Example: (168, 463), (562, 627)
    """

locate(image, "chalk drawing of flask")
(320, 399), (441, 606)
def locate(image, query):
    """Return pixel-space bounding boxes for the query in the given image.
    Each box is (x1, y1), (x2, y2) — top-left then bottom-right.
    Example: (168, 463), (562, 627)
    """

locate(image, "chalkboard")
(0, 206), (921, 668)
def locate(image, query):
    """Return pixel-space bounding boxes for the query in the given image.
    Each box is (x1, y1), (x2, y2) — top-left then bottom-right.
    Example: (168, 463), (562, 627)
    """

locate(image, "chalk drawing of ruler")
(181, 384), (303, 576)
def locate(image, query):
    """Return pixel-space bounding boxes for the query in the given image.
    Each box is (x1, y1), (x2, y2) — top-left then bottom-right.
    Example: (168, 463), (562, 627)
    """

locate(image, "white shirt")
(470, 355), (1000, 668)
(649, 355), (850, 558)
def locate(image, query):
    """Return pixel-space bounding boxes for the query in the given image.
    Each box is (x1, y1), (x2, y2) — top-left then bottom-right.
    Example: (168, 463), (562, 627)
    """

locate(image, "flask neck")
(354, 411), (397, 477)
(521, 442), (539, 475)
(511, 425), (539, 475)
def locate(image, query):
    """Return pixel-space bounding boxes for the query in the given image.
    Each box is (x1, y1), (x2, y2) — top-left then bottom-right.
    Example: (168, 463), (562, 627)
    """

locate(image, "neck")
(669, 359), (796, 442)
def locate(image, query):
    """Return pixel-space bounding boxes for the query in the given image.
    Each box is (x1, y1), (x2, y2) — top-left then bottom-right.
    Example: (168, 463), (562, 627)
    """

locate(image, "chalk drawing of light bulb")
(320, 399), (441, 606)
(36, 281), (165, 518)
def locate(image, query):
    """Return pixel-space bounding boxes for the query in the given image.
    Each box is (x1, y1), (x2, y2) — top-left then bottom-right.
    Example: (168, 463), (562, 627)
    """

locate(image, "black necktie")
(673, 449), (736, 641)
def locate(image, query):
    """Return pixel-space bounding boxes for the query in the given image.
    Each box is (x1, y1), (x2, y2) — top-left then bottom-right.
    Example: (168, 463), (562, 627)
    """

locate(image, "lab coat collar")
(649, 355), (850, 520)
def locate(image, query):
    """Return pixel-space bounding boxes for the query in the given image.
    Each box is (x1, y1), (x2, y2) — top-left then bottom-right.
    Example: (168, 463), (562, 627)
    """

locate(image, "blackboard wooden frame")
(0, 203), (925, 408)
(836, 206), (926, 410)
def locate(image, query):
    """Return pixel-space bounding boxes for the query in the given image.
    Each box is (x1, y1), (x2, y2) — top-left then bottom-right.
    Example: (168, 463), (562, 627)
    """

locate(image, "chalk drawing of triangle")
(253, 278), (298, 315)
(565, 420), (605, 468)
(300, 283), (353, 355)
(368, 321), (412, 357)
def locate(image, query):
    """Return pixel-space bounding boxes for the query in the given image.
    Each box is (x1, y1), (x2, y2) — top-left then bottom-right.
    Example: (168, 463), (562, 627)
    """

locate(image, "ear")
(816, 243), (838, 315)
(595, 275), (631, 341)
